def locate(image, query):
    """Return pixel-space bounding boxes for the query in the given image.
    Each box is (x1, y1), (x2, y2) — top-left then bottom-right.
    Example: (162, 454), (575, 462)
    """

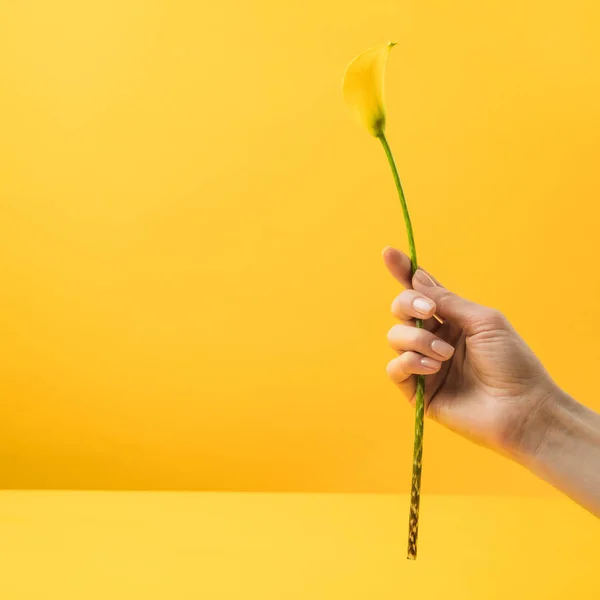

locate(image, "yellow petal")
(342, 42), (396, 137)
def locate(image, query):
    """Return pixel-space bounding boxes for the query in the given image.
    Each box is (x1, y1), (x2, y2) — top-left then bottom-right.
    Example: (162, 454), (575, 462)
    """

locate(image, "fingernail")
(413, 269), (436, 287)
(431, 339), (454, 359)
(412, 297), (434, 316)
(421, 357), (441, 370)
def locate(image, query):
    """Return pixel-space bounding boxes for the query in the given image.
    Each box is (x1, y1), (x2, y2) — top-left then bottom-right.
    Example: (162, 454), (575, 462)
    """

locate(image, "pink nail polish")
(421, 357), (441, 370)
(431, 339), (454, 359)
(413, 297), (434, 315)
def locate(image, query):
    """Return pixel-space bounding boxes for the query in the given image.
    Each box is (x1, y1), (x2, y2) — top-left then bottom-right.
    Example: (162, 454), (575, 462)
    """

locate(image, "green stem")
(378, 132), (425, 561)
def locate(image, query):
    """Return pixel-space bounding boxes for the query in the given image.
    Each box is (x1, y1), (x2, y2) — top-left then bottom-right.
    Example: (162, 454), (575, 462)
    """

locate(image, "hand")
(383, 246), (557, 456)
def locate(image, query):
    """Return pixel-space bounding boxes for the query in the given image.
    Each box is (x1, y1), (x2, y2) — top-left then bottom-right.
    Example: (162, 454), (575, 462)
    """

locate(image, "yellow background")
(1, 0), (600, 494)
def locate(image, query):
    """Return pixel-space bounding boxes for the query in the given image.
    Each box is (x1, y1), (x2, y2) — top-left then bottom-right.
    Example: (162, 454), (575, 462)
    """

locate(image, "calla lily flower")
(342, 41), (396, 137)
(343, 42), (426, 560)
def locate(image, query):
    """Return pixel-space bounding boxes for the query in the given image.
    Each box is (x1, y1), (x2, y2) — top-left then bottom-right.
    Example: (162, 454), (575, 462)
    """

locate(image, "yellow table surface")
(0, 492), (597, 599)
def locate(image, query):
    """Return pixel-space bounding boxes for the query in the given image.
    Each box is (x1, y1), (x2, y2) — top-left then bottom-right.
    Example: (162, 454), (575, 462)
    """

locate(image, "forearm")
(517, 389), (600, 516)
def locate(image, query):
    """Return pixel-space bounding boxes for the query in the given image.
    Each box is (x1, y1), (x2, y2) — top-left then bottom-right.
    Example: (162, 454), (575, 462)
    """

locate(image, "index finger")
(382, 246), (442, 289)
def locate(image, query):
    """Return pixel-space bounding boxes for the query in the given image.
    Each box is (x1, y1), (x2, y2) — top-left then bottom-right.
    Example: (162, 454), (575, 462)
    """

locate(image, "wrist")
(510, 386), (600, 515)
(512, 385), (599, 468)
(509, 385), (570, 465)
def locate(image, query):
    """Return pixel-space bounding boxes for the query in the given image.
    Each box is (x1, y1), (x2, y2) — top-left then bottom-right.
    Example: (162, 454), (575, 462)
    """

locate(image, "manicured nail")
(412, 297), (434, 316)
(421, 357), (441, 370)
(413, 269), (436, 287)
(431, 339), (454, 359)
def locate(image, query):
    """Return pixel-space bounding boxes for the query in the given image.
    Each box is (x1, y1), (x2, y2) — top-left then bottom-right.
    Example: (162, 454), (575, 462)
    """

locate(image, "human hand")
(383, 246), (557, 457)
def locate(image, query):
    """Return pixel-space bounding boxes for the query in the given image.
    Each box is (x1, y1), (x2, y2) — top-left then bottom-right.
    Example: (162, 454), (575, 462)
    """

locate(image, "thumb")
(412, 269), (491, 334)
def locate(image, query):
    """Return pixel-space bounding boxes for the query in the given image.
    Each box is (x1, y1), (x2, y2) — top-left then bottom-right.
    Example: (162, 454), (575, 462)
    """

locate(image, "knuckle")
(468, 308), (507, 334)
(411, 331), (428, 352)
(386, 357), (402, 378)
(388, 324), (422, 350)
(439, 289), (456, 302)
(484, 308), (507, 329)
(391, 291), (412, 315)
(413, 327), (430, 343)
(385, 360), (394, 377)
(401, 351), (417, 366)
(435, 289), (456, 311)
(387, 324), (402, 343)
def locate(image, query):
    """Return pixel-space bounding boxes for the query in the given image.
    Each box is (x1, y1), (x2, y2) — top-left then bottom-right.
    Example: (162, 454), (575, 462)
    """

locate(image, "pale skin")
(383, 246), (600, 517)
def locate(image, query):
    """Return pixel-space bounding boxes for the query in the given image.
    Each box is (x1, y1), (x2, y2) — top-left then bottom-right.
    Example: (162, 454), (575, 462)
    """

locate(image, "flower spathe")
(342, 41), (396, 137)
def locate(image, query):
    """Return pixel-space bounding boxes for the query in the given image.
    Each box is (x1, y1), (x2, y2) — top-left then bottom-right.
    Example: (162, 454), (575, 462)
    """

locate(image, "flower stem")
(378, 132), (425, 561)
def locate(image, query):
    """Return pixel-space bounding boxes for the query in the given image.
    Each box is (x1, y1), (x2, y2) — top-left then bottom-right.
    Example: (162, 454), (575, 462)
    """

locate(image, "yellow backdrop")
(0, 0), (599, 493)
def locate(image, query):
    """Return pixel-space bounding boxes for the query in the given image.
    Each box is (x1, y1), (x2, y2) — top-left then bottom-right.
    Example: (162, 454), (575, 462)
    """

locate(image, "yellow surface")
(1, 1), (600, 493)
(0, 492), (597, 599)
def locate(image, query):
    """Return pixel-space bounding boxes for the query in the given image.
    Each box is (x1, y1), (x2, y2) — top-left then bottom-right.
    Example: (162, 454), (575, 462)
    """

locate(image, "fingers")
(382, 246), (442, 289)
(383, 246), (497, 336)
(384, 246), (444, 332)
(387, 324), (455, 361)
(391, 289), (436, 322)
(412, 270), (495, 335)
(386, 352), (443, 385)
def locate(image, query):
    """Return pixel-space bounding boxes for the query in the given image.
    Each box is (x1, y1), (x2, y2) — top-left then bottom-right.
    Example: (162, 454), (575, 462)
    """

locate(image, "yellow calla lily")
(342, 41), (396, 137)
(343, 41), (427, 560)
